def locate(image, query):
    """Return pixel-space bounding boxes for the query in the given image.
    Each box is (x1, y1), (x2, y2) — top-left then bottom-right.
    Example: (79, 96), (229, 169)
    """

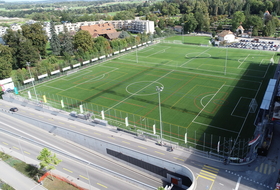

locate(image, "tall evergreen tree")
(50, 21), (61, 56)
(59, 29), (74, 56)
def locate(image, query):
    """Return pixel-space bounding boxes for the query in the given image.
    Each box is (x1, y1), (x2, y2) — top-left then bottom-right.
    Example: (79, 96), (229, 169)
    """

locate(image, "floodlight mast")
(156, 86), (164, 144)
(27, 62), (39, 104)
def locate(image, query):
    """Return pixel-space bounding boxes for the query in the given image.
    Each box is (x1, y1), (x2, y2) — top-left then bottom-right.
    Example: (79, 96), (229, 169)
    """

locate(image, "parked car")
(10, 107), (18, 112)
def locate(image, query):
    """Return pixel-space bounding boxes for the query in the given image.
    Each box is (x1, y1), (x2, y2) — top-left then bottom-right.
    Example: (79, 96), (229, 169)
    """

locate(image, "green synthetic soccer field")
(21, 38), (279, 148)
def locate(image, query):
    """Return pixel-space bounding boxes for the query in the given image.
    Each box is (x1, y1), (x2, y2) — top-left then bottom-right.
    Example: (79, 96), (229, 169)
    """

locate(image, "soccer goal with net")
(66, 68), (79, 76)
(249, 98), (258, 113)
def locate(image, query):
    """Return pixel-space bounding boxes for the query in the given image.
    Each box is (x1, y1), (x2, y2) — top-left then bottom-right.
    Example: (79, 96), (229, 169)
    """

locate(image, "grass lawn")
(165, 36), (212, 45)
(19, 36), (278, 157)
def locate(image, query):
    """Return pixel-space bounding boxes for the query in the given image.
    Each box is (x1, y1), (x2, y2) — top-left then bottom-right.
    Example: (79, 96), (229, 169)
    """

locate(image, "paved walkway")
(0, 158), (46, 190)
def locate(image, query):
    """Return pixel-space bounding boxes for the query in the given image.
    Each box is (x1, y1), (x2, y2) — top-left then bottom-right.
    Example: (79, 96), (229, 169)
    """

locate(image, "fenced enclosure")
(14, 36), (279, 160)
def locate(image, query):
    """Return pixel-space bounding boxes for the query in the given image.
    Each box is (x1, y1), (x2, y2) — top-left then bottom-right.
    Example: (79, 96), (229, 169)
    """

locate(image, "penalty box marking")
(231, 97), (252, 119)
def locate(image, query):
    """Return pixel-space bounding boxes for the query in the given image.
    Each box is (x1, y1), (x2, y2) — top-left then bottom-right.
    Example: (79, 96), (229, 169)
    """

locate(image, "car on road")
(9, 107), (18, 112)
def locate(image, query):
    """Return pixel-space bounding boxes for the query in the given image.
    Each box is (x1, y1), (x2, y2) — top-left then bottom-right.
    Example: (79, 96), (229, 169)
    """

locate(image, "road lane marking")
(63, 168), (73, 173)
(138, 146), (147, 149)
(200, 172), (216, 179)
(264, 164), (268, 174)
(13, 146), (19, 150)
(260, 163), (264, 173)
(94, 132), (101, 135)
(59, 122), (65, 125)
(79, 175), (88, 180)
(155, 151), (164, 155)
(122, 141), (130, 144)
(70, 125), (76, 128)
(81, 129), (88, 131)
(201, 170), (217, 176)
(196, 174), (214, 181)
(174, 157), (185, 162)
(234, 176), (241, 190)
(97, 183), (107, 188)
(2, 142), (8, 145)
(30, 113), (34, 115)
(48, 119), (54, 121)
(24, 151), (30, 155)
(204, 165), (219, 172)
(39, 116), (44, 118)
(108, 136), (115, 139)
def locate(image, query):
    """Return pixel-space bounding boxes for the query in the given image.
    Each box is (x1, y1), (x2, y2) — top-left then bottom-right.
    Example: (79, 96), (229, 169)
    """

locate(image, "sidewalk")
(0, 158), (46, 190)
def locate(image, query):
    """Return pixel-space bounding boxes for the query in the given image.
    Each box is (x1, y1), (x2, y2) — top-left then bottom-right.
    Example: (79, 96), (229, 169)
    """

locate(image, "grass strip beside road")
(0, 151), (79, 190)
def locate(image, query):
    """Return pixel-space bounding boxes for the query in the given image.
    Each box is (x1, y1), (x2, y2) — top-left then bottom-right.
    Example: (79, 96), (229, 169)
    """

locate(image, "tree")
(119, 31), (130, 39)
(231, 11), (245, 31)
(0, 57), (12, 80)
(37, 148), (62, 180)
(181, 13), (198, 33)
(50, 21), (61, 56)
(21, 23), (48, 58)
(59, 30), (74, 56)
(73, 30), (93, 53)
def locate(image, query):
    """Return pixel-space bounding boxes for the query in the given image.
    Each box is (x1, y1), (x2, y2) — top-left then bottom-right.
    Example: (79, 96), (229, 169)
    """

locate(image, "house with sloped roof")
(80, 23), (120, 40)
(218, 30), (235, 43)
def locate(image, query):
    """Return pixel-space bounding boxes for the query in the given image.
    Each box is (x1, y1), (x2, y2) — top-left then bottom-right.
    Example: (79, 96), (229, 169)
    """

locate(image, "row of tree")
(0, 21), (175, 83)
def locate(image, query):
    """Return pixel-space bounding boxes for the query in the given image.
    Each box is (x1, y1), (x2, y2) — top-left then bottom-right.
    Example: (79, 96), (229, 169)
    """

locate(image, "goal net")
(66, 68), (79, 76)
(173, 40), (182, 44)
(249, 98), (258, 113)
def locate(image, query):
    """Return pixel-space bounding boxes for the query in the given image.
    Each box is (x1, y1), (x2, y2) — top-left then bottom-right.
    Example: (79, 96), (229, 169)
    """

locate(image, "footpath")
(0, 155), (46, 190)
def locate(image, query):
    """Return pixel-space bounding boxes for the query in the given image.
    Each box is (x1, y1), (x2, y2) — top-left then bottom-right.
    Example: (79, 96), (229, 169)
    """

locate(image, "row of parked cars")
(227, 40), (280, 51)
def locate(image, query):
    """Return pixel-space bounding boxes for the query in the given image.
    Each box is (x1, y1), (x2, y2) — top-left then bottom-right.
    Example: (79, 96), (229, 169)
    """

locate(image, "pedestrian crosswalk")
(255, 163), (276, 175)
(197, 165), (219, 181)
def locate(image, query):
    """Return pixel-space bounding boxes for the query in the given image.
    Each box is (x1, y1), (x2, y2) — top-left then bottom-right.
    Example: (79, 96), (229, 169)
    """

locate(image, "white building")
(44, 19), (155, 39)
(218, 30), (235, 43)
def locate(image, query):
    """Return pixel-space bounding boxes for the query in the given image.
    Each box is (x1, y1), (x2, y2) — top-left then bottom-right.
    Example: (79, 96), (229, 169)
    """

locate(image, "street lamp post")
(181, 23), (184, 44)
(135, 37), (138, 63)
(156, 86), (164, 144)
(26, 62), (39, 103)
(250, 26), (254, 38)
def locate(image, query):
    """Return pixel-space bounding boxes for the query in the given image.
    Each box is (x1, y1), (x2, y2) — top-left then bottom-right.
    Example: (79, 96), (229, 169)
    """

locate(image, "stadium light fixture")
(156, 86), (164, 143)
(27, 62), (39, 104)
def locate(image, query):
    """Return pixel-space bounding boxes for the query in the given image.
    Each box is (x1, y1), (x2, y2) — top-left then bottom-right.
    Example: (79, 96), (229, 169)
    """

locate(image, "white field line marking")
(63, 68), (118, 92)
(231, 97), (251, 117)
(192, 121), (238, 133)
(42, 84), (65, 91)
(237, 54), (250, 69)
(145, 47), (171, 58)
(113, 60), (265, 82)
(141, 47), (154, 53)
(64, 70), (92, 80)
(180, 47), (212, 67)
(99, 65), (119, 69)
(200, 94), (214, 108)
(105, 70), (174, 112)
(235, 177), (242, 190)
(224, 85), (258, 91)
(261, 62), (271, 78)
(192, 84), (225, 123)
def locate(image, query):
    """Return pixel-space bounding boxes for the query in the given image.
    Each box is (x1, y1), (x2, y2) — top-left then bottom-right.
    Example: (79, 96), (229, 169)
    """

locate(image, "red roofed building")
(80, 23), (120, 40)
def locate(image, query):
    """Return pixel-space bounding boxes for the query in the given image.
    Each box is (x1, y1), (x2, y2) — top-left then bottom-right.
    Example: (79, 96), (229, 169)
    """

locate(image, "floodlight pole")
(181, 23), (184, 43)
(27, 62), (39, 104)
(156, 86), (164, 143)
(135, 37), (138, 63)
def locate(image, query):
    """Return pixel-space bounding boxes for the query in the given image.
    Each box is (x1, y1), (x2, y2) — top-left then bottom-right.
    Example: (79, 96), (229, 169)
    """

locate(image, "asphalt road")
(0, 112), (162, 190)
(0, 100), (278, 190)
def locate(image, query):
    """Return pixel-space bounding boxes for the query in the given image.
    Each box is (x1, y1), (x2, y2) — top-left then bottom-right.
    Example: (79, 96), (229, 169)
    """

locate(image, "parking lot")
(228, 38), (280, 51)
